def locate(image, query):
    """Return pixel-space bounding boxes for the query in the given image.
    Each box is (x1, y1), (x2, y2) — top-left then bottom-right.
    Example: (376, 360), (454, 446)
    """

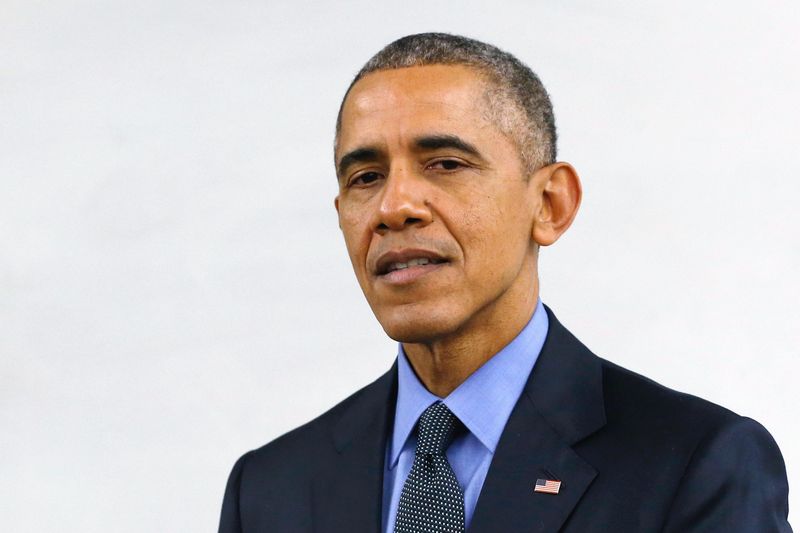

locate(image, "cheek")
(461, 202), (530, 275)
(459, 201), (506, 249)
(339, 211), (374, 265)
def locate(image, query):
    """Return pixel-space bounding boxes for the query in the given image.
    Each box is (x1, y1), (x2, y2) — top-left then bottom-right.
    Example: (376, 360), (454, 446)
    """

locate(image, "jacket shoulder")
(577, 357), (747, 481)
(599, 358), (741, 436)
(571, 358), (790, 531)
(241, 368), (391, 474)
(218, 368), (395, 532)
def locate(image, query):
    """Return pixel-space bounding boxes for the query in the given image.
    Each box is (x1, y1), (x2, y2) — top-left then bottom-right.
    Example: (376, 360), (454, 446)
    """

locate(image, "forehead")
(337, 65), (494, 152)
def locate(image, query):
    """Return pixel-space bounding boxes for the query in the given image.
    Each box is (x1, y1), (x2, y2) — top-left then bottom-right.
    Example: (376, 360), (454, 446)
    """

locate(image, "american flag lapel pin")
(534, 478), (562, 495)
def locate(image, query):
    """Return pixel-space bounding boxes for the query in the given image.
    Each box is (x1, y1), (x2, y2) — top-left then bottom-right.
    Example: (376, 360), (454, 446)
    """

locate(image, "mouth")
(374, 249), (449, 278)
(383, 256), (445, 274)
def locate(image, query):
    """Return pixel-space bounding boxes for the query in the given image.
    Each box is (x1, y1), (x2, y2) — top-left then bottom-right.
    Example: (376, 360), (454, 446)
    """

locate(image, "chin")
(375, 305), (463, 344)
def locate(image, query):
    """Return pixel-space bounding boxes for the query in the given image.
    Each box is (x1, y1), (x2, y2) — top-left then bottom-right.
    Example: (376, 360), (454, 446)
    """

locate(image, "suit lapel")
(470, 306), (606, 533)
(313, 363), (397, 533)
(468, 393), (597, 532)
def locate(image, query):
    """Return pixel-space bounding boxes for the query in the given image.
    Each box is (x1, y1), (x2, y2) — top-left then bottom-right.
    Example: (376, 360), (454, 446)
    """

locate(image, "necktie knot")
(415, 401), (459, 456)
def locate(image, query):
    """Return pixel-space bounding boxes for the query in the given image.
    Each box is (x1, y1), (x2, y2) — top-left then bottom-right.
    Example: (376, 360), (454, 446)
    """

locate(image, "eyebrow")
(337, 147), (380, 178)
(336, 134), (484, 178)
(413, 134), (482, 159)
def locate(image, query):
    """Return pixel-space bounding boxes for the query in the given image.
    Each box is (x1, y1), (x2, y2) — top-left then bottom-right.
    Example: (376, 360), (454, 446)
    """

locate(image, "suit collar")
(331, 362), (397, 453)
(525, 304), (606, 445)
(314, 363), (396, 533)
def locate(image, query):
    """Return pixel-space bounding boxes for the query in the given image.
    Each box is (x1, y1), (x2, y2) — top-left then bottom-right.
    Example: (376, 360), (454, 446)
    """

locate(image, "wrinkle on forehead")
(337, 65), (496, 154)
(347, 71), (485, 117)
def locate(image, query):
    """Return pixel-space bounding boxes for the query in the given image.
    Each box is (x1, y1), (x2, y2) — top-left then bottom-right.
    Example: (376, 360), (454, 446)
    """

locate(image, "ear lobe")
(531, 163), (582, 246)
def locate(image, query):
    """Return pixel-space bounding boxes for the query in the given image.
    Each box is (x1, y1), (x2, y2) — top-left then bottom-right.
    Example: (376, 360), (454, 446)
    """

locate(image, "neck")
(402, 277), (540, 397)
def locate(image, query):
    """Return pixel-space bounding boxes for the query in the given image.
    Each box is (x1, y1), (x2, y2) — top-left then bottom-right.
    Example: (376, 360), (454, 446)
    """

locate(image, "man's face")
(335, 65), (540, 343)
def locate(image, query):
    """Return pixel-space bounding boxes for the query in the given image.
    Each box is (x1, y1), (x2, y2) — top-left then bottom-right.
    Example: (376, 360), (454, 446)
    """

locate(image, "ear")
(334, 195), (341, 228)
(531, 162), (582, 246)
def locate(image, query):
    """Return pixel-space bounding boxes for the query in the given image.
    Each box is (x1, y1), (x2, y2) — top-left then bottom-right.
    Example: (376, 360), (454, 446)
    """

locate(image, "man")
(218, 33), (791, 532)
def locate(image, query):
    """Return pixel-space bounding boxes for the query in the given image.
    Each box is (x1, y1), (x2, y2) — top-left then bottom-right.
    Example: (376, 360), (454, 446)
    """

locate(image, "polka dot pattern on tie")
(394, 401), (465, 533)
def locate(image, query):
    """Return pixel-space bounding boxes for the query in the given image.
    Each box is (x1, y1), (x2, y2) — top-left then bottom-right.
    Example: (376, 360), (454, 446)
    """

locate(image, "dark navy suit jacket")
(218, 306), (792, 532)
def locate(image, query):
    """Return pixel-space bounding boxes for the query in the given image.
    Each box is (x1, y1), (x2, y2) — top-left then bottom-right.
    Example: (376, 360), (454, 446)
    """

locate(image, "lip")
(379, 260), (447, 285)
(374, 248), (448, 276)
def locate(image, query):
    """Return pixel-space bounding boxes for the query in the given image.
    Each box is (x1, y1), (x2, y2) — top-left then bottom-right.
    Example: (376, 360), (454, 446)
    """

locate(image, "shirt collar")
(388, 299), (549, 468)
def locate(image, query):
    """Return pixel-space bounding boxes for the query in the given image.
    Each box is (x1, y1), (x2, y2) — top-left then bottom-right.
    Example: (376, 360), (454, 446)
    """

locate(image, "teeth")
(387, 257), (439, 273)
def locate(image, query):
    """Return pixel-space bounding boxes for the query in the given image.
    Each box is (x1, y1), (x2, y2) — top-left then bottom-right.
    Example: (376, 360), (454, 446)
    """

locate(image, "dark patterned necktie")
(394, 401), (465, 533)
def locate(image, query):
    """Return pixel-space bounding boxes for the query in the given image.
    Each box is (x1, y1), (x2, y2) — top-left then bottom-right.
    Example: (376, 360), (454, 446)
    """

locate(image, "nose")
(373, 166), (433, 233)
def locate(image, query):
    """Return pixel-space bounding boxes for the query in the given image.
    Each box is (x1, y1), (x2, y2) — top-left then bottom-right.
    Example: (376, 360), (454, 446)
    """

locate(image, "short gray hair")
(335, 32), (557, 173)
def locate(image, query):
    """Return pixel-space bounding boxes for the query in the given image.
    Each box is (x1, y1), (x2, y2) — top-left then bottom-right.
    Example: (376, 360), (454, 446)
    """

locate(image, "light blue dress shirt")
(382, 299), (550, 532)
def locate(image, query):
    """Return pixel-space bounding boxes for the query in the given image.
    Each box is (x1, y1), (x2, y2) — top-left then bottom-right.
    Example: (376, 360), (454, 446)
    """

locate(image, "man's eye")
(351, 172), (381, 186)
(429, 159), (464, 171)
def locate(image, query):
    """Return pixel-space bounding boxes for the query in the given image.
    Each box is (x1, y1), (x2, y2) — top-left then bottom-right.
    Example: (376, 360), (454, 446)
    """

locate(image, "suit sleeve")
(218, 451), (252, 533)
(662, 416), (792, 532)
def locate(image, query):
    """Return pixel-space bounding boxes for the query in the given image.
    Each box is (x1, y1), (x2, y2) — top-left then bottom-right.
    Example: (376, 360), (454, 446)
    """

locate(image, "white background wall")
(2, 1), (798, 530)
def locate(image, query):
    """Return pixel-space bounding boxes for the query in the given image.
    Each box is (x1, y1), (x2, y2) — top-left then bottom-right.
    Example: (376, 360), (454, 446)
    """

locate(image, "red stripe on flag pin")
(534, 478), (561, 494)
